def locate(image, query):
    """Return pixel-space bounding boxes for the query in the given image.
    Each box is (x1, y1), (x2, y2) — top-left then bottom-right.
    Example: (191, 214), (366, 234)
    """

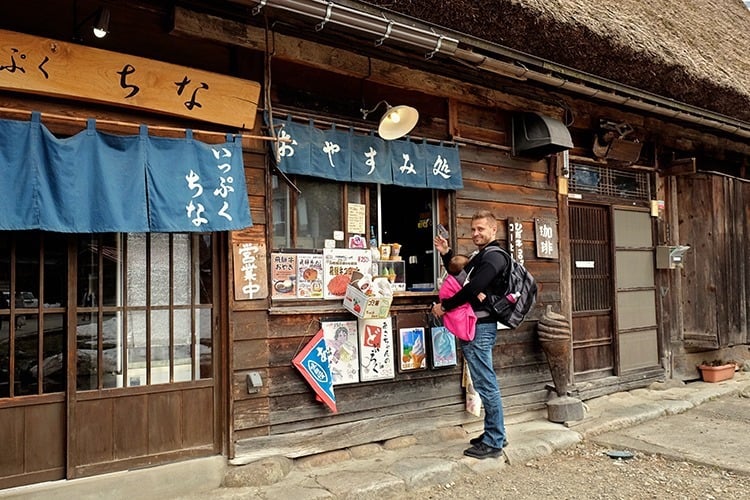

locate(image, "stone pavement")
(3, 371), (749, 500)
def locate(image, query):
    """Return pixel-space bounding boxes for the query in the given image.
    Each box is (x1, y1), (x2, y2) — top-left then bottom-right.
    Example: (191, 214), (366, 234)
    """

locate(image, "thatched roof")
(361, 0), (750, 123)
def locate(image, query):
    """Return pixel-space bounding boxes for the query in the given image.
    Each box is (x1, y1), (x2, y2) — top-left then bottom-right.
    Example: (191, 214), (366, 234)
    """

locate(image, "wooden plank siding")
(672, 173), (749, 374)
(229, 102), (560, 459)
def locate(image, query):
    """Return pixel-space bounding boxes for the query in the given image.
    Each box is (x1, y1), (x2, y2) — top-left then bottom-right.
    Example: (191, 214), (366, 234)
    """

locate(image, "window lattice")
(569, 164), (650, 200)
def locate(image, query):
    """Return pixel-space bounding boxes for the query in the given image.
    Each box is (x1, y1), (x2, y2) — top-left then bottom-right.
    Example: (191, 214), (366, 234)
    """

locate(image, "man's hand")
(431, 302), (445, 318)
(477, 292), (486, 303)
(433, 235), (449, 255)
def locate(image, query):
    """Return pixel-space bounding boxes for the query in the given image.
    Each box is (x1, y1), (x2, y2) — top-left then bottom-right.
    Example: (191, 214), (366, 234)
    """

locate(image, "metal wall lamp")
(74, 3), (111, 41)
(360, 100), (419, 140)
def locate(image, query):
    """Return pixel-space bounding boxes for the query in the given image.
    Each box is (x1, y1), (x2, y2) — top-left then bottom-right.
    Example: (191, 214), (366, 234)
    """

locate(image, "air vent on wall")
(512, 112), (573, 159)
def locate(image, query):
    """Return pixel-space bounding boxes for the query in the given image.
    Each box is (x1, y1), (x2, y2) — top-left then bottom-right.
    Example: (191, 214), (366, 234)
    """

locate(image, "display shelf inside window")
(374, 260), (406, 292)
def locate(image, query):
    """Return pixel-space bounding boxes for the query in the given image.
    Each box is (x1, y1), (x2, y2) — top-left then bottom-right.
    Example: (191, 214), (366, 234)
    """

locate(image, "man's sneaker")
(469, 433), (508, 448)
(463, 442), (503, 459)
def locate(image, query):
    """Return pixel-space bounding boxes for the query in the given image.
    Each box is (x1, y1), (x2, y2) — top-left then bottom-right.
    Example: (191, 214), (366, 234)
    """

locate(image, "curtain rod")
(0, 106), (284, 143)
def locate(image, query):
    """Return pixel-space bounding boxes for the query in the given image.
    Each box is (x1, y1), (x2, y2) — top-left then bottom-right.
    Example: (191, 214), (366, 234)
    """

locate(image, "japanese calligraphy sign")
(292, 329), (337, 413)
(0, 113), (253, 233)
(507, 217), (526, 265)
(147, 132), (253, 232)
(275, 118), (462, 190)
(535, 218), (559, 259)
(233, 241), (268, 301)
(0, 29), (260, 128)
(358, 317), (395, 381)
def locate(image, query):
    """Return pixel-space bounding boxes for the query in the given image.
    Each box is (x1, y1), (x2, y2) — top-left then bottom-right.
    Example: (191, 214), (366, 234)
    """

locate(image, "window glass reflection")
(14, 314), (39, 395)
(42, 313), (65, 393)
(173, 309), (192, 382)
(197, 309), (212, 379)
(150, 309), (170, 384)
(127, 310), (147, 387)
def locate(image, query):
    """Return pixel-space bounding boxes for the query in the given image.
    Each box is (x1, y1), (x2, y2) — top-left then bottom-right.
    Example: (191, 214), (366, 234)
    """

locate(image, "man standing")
(431, 210), (510, 459)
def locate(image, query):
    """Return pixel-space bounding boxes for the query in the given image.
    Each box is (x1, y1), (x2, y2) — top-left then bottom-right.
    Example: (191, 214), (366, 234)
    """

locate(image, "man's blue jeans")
(460, 321), (506, 449)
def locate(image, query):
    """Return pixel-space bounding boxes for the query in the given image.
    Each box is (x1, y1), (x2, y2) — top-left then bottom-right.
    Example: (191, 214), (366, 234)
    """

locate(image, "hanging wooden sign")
(233, 241), (268, 300)
(535, 218), (559, 259)
(0, 29), (260, 129)
(507, 217), (525, 265)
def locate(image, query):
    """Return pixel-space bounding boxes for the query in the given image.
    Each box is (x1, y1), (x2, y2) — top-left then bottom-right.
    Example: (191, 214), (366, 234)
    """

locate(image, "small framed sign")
(398, 327), (427, 371)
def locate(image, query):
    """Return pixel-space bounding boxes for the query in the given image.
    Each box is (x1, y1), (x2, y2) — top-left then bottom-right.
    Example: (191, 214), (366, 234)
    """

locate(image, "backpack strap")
(482, 245), (512, 292)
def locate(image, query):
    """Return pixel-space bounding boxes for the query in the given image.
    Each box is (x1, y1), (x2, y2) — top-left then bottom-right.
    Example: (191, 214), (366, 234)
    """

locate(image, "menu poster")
(321, 319), (360, 385)
(270, 253), (297, 299)
(358, 317), (395, 381)
(296, 253), (324, 299)
(322, 248), (372, 300)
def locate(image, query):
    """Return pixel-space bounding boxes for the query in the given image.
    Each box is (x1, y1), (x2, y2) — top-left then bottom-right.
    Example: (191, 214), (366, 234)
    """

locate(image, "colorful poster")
(270, 253), (297, 299)
(430, 326), (458, 368)
(296, 253), (324, 299)
(322, 248), (372, 299)
(358, 317), (395, 381)
(321, 319), (360, 384)
(398, 327), (427, 371)
(291, 328), (336, 413)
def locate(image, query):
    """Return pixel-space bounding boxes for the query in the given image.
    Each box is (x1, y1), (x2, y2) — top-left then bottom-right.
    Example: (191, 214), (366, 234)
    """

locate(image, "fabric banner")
(350, 133), (392, 185)
(390, 139), (427, 188)
(148, 131), (252, 232)
(0, 116), (41, 230)
(0, 113), (252, 233)
(275, 117), (312, 176)
(37, 119), (149, 232)
(425, 143), (463, 190)
(309, 125), (352, 182)
(272, 116), (461, 190)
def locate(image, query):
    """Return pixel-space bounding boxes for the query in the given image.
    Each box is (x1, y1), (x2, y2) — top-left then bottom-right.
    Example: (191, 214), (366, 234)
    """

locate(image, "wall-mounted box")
(656, 245), (690, 269)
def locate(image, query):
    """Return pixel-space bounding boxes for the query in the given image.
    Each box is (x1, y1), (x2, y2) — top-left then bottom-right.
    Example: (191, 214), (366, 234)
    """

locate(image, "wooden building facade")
(1, 0), (748, 489)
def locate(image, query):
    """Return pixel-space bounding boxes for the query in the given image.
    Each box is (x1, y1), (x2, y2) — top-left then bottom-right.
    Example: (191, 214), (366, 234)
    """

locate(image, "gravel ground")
(415, 441), (750, 499)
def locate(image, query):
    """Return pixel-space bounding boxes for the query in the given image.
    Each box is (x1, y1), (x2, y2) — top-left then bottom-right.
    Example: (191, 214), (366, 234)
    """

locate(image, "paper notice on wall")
(347, 203), (366, 234)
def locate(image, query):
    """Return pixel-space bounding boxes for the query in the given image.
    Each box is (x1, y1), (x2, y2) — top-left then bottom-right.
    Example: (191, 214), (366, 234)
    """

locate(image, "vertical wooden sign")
(233, 240), (267, 300)
(535, 218), (559, 259)
(507, 217), (525, 265)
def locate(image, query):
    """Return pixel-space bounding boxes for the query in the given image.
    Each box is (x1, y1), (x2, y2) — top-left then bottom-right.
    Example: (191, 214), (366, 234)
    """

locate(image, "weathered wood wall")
(228, 87), (560, 461)
(676, 174), (748, 350)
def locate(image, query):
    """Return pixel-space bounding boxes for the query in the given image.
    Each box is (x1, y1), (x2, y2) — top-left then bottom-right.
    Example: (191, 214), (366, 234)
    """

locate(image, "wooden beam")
(662, 157), (697, 176)
(171, 7), (555, 115)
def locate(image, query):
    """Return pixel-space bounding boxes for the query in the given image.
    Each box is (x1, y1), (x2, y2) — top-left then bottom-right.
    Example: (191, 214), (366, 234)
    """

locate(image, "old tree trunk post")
(537, 306), (585, 423)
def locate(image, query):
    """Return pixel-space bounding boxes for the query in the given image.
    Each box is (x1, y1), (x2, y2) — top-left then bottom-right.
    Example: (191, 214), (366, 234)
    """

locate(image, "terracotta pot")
(698, 363), (735, 383)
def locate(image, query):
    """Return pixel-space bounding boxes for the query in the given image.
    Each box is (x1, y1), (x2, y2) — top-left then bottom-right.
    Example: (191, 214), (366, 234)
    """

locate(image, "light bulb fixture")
(360, 100), (419, 140)
(73, 2), (110, 42)
(92, 7), (111, 38)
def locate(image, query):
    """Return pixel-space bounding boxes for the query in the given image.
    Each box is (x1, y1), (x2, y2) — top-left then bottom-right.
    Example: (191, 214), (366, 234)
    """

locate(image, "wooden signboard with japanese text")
(535, 218), (559, 259)
(507, 217), (525, 265)
(233, 241), (268, 301)
(0, 29), (260, 129)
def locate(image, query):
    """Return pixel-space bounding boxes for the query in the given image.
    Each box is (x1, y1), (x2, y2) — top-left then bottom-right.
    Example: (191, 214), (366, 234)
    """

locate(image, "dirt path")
(416, 441), (750, 499)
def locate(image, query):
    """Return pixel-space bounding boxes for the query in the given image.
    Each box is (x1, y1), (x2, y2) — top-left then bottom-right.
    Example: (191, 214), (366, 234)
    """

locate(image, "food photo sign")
(322, 248), (372, 300)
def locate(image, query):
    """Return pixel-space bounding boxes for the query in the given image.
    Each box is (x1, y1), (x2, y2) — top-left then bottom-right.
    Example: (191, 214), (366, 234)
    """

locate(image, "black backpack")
(482, 246), (538, 328)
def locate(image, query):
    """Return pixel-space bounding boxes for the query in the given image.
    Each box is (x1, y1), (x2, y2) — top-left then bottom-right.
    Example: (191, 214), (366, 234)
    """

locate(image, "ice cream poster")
(322, 319), (360, 385)
(430, 326), (457, 368)
(358, 317), (395, 381)
(291, 328), (337, 413)
(398, 327), (427, 371)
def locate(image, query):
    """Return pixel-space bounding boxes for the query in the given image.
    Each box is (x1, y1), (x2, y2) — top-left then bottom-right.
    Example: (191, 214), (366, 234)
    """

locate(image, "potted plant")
(697, 359), (737, 383)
